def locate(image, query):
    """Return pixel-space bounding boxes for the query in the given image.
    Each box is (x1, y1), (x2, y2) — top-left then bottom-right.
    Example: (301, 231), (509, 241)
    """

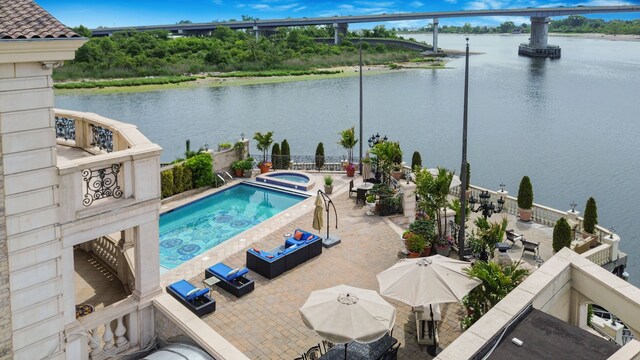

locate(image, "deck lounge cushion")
(169, 280), (208, 301)
(209, 263), (249, 281)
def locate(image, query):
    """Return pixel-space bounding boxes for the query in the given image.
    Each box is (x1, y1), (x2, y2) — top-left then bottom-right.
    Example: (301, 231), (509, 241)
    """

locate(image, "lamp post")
(368, 133), (387, 181)
(469, 190), (505, 220)
(458, 38), (470, 258)
(359, 39), (363, 175)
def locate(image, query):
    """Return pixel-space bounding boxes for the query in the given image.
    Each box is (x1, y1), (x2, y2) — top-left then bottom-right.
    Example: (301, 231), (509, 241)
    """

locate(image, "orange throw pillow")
(306, 234), (314, 241)
(294, 230), (303, 240)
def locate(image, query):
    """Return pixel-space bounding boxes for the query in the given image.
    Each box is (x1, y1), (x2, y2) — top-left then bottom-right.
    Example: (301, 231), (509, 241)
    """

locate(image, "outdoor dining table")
(319, 334), (395, 360)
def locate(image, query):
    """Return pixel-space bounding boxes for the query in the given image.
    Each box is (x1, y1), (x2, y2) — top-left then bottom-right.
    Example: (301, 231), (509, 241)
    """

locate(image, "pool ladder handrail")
(216, 173), (226, 185)
(223, 171), (234, 181)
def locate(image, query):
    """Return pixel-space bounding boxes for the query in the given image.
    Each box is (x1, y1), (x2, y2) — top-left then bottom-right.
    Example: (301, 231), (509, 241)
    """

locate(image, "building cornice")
(0, 38), (87, 64)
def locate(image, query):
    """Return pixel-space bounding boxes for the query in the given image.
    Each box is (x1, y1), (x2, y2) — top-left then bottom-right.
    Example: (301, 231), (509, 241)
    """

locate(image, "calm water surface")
(56, 34), (640, 285)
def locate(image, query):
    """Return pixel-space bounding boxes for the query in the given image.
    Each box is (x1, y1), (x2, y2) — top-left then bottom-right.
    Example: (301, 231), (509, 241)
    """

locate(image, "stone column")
(432, 18), (439, 52)
(530, 17), (550, 49)
(133, 221), (162, 302)
(399, 181), (416, 225)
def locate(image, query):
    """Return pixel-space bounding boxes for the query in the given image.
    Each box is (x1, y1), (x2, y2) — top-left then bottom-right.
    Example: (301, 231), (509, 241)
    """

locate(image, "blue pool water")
(268, 173), (309, 183)
(159, 183), (307, 269)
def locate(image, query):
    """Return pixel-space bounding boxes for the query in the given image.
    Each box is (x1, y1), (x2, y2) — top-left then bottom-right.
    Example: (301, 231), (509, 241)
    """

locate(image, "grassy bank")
(54, 76), (199, 89)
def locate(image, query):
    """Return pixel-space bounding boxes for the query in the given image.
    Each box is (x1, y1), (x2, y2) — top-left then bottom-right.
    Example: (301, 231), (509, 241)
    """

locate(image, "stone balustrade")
(68, 297), (139, 360)
(54, 109), (162, 221)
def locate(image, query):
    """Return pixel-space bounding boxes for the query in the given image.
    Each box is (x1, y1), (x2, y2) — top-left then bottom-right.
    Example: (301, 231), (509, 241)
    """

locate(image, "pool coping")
(255, 170), (316, 191)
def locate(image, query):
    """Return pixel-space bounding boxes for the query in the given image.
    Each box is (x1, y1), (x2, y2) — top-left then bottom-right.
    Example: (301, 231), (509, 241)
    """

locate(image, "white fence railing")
(55, 109), (162, 221)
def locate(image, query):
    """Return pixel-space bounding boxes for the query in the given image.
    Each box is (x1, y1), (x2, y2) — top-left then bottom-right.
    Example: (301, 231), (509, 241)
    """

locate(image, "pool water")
(159, 183), (307, 270)
(268, 173), (309, 183)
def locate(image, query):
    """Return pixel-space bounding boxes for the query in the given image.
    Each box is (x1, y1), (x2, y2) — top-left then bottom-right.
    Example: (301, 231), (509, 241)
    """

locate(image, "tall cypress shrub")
(161, 169), (174, 198)
(172, 165), (185, 195)
(553, 217), (572, 252)
(583, 197), (598, 234)
(411, 151), (422, 171)
(281, 139), (291, 169)
(271, 143), (281, 170)
(315, 142), (325, 171)
(517, 176), (533, 209)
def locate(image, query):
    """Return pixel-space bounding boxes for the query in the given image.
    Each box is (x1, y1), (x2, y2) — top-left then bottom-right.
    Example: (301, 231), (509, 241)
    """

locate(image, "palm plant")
(472, 216), (508, 259)
(369, 141), (402, 184)
(338, 126), (358, 164)
(253, 131), (274, 163)
(415, 167), (454, 238)
(461, 260), (529, 329)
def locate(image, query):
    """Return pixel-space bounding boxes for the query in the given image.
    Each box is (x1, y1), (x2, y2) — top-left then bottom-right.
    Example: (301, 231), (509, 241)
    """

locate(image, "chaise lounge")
(246, 229), (322, 279)
(205, 262), (255, 298)
(166, 279), (216, 317)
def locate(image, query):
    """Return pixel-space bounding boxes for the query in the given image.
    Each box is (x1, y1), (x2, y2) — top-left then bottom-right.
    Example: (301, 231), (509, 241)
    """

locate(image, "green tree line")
(54, 25), (418, 81)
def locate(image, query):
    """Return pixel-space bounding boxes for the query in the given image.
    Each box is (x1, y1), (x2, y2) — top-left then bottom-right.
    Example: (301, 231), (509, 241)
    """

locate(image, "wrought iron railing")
(55, 116), (76, 142)
(82, 164), (123, 206)
(270, 154), (348, 172)
(90, 124), (114, 153)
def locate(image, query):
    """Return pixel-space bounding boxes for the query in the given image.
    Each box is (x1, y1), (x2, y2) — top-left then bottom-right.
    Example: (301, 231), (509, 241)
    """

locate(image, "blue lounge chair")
(166, 279), (216, 317)
(205, 263), (255, 297)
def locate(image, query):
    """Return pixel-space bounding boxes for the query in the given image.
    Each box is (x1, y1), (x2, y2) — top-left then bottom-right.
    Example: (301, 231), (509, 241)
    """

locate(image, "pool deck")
(77, 171), (577, 359)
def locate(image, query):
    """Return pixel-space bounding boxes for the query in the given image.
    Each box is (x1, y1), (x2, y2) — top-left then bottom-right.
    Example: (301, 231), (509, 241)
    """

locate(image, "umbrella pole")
(318, 190), (341, 248)
(427, 304), (441, 356)
(344, 342), (348, 360)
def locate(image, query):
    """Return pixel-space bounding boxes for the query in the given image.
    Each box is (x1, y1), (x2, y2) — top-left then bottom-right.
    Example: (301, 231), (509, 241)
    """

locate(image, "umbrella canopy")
(312, 194), (323, 231)
(427, 168), (462, 189)
(377, 255), (480, 307)
(300, 285), (396, 344)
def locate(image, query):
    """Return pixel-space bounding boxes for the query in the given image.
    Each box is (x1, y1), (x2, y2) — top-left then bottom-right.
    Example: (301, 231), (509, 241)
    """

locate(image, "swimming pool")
(256, 171), (316, 191)
(159, 183), (307, 270)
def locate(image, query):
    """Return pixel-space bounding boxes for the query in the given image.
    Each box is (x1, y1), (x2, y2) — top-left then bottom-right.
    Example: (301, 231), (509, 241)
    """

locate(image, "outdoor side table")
(203, 276), (221, 291)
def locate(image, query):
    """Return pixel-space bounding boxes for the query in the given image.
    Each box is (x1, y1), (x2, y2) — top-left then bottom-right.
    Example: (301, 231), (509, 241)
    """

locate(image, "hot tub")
(255, 171), (316, 191)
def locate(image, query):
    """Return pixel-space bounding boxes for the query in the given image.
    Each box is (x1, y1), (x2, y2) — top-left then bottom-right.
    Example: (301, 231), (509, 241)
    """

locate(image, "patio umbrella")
(300, 284), (396, 359)
(312, 194), (323, 231)
(376, 255), (480, 355)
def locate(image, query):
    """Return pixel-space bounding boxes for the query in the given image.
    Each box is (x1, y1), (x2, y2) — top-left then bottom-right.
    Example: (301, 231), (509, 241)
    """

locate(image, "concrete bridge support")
(333, 23), (348, 44)
(252, 26), (278, 40)
(518, 16), (561, 59)
(432, 18), (439, 52)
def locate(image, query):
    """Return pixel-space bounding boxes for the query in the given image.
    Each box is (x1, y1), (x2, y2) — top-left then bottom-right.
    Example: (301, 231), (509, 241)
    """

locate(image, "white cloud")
(292, 6), (306, 12)
(579, 0), (634, 5)
(443, 0), (458, 3)
(410, 1), (424, 7)
(338, 4), (355, 10)
(464, 0), (505, 10)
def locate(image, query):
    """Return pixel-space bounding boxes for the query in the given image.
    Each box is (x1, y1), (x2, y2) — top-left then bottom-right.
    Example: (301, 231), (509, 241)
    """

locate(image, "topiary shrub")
(281, 139), (290, 169)
(185, 153), (213, 188)
(172, 165), (184, 195)
(553, 217), (572, 252)
(161, 169), (174, 198)
(315, 142), (325, 171)
(517, 176), (533, 209)
(182, 166), (193, 191)
(271, 143), (281, 170)
(583, 197), (598, 234)
(411, 151), (422, 171)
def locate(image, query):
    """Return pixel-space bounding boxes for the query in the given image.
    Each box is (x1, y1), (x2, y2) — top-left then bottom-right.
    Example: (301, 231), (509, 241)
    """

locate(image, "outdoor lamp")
(241, 132), (245, 140)
(383, 135), (388, 141)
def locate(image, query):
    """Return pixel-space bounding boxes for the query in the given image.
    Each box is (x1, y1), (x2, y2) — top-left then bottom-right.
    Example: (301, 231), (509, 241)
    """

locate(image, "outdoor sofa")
(246, 229), (322, 279)
(205, 262), (255, 297)
(166, 279), (216, 317)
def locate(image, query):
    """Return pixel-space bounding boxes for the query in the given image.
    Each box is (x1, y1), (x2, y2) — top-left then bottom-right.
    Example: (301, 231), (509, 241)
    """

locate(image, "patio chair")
(356, 187), (367, 205)
(166, 279), (216, 317)
(349, 179), (357, 198)
(522, 238), (540, 260)
(506, 229), (523, 248)
(381, 342), (401, 360)
(321, 340), (335, 354)
(303, 344), (321, 360)
(205, 262), (255, 297)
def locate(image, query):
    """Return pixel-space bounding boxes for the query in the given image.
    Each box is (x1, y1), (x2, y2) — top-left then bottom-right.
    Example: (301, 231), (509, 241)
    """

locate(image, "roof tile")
(0, 0), (79, 39)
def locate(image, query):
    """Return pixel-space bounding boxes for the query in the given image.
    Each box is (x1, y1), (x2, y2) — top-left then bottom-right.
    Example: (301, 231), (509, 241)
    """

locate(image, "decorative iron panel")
(90, 124), (114, 152)
(82, 163), (123, 206)
(55, 116), (76, 141)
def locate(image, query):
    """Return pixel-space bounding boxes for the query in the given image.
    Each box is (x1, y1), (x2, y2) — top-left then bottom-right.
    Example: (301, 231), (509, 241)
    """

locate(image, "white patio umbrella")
(376, 255), (480, 354)
(300, 284), (396, 359)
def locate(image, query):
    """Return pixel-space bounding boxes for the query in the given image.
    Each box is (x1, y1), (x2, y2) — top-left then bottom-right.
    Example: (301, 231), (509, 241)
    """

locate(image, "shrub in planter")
(315, 142), (325, 171)
(553, 217), (572, 253)
(161, 169), (174, 198)
(324, 175), (334, 194)
(583, 197), (598, 234)
(517, 176), (533, 221)
(253, 131), (274, 164)
(409, 218), (436, 247)
(411, 151), (422, 171)
(281, 139), (291, 169)
(406, 233), (427, 256)
(185, 153), (213, 188)
(172, 165), (185, 194)
(271, 143), (281, 170)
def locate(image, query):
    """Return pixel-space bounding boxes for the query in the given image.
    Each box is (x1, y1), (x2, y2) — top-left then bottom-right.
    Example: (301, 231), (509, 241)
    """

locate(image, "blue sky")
(37, 0), (639, 29)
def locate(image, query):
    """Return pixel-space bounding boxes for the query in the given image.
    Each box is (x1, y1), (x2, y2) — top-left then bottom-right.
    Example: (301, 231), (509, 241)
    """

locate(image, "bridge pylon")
(518, 16), (561, 59)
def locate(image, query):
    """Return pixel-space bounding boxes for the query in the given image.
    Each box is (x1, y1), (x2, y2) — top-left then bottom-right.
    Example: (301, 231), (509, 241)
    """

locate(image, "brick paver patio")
(181, 179), (465, 359)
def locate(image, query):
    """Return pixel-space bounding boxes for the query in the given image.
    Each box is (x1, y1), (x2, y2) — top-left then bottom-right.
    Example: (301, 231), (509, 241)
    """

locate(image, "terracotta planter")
(234, 168), (243, 177)
(259, 164), (271, 174)
(436, 245), (451, 257)
(408, 251), (421, 258)
(518, 208), (532, 222)
(422, 246), (432, 257)
(346, 167), (356, 177)
(391, 171), (402, 180)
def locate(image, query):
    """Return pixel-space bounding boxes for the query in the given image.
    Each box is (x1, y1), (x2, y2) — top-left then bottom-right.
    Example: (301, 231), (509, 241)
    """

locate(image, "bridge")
(91, 5), (640, 58)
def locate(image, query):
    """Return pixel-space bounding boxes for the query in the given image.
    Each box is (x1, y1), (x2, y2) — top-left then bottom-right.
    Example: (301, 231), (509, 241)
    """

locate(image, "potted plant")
(242, 157), (254, 178)
(409, 218), (436, 256)
(324, 175), (334, 194)
(405, 232), (427, 258)
(391, 164), (403, 180)
(366, 194), (376, 210)
(517, 176), (533, 222)
(231, 160), (244, 177)
(434, 235), (454, 257)
(338, 126), (358, 165)
(345, 162), (356, 177)
(253, 131), (274, 173)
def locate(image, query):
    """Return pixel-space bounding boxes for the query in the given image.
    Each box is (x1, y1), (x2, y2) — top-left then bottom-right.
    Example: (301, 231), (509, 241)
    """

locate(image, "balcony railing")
(55, 109), (162, 218)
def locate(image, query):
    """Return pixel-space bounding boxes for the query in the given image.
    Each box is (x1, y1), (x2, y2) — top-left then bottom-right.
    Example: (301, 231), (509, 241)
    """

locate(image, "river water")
(55, 33), (640, 285)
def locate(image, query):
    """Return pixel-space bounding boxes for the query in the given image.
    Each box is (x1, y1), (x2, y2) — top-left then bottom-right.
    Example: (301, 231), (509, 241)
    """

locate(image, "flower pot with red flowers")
(258, 161), (272, 174)
(345, 163), (356, 177)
